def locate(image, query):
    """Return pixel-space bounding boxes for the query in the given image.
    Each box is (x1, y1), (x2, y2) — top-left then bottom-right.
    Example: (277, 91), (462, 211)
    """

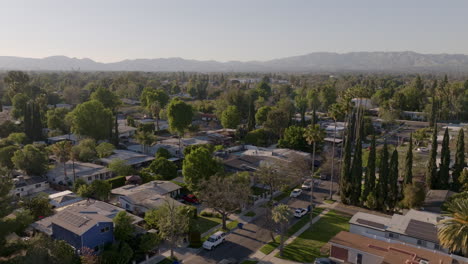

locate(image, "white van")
(203, 231), (226, 250)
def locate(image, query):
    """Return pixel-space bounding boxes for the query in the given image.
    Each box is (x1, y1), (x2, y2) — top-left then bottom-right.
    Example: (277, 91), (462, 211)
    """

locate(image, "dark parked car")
(182, 194), (200, 204)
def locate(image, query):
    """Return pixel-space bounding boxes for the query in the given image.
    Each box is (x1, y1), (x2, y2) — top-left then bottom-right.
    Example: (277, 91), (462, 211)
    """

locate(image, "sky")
(1, 0), (467, 63)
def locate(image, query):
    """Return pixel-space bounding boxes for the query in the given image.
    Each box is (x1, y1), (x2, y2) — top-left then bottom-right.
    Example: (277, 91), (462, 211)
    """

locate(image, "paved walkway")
(248, 208), (330, 264)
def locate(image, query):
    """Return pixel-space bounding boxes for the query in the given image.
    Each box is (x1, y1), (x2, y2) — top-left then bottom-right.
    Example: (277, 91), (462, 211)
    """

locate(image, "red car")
(182, 194), (200, 204)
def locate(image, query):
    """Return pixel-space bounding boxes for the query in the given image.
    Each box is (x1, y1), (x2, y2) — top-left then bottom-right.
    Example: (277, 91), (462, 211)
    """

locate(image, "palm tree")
(438, 198), (468, 256)
(51, 141), (72, 182)
(149, 101), (161, 131)
(272, 204), (292, 256)
(328, 103), (344, 199)
(135, 130), (156, 155)
(303, 124), (325, 224)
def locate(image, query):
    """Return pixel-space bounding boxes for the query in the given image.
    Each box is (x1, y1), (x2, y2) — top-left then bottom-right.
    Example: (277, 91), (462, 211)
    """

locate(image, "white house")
(12, 175), (49, 198)
(46, 161), (111, 186)
(49, 190), (83, 208)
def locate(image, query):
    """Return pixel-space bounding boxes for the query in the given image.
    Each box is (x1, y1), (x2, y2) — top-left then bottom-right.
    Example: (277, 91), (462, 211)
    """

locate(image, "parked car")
(294, 208), (308, 218)
(301, 180), (312, 190)
(290, 189), (302, 198)
(182, 194), (200, 204)
(203, 231), (226, 250)
(314, 258), (335, 264)
(416, 147), (429, 152)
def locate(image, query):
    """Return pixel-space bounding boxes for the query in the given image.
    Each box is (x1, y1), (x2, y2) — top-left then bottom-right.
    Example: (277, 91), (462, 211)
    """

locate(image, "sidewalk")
(249, 208), (330, 264)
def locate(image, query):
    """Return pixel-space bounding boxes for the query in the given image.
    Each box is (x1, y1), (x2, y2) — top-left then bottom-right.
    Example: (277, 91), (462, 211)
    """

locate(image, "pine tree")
(427, 125), (438, 189)
(388, 149), (399, 211)
(404, 133), (413, 186)
(376, 142), (389, 211)
(362, 134), (376, 203)
(350, 116), (363, 205)
(438, 127), (450, 189)
(340, 113), (355, 204)
(451, 129), (465, 191)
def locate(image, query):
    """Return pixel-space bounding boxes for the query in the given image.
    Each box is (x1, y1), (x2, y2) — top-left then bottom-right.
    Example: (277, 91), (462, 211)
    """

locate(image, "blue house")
(51, 210), (114, 251)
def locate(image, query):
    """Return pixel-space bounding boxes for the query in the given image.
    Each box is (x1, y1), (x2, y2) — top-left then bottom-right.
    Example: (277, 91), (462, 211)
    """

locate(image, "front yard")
(276, 210), (351, 263)
(191, 216), (222, 234)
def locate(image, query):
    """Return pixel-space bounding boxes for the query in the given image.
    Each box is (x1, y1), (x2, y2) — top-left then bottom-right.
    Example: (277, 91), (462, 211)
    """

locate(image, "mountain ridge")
(2, 51), (468, 72)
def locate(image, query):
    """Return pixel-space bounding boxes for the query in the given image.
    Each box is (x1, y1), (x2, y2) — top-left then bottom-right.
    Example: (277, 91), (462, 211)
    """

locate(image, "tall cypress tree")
(247, 96), (256, 131)
(388, 149), (399, 211)
(427, 125), (438, 189)
(376, 142), (389, 211)
(438, 127), (450, 189)
(404, 133), (413, 186)
(340, 112), (355, 204)
(452, 129), (465, 191)
(429, 80), (438, 127)
(362, 134), (376, 202)
(350, 116), (363, 206)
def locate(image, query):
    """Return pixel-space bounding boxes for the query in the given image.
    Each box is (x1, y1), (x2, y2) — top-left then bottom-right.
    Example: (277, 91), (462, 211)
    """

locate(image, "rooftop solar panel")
(58, 211), (89, 227)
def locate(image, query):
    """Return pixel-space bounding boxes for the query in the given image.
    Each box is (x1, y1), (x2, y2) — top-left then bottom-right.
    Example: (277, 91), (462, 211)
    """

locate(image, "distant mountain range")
(2, 51), (468, 73)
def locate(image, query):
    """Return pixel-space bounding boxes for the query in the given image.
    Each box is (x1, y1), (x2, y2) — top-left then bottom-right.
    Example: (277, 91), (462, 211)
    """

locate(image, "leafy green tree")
(72, 138), (97, 162)
(156, 147), (171, 159)
(0, 173), (14, 245)
(452, 129), (465, 191)
(18, 234), (81, 264)
(376, 142), (389, 211)
(141, 88), (169, 131)
(77, 184), (94, 200)
(135, 130), (156, 155)
(0, 145), (19, 169)
(24, 100), (44, 141)
(101, 241), (133, 264)
(11, 93), (29, 119)
(221, 105), (241, 129)
(400, 182), (426, 209)
(427, 126), (438, 189)
(108, 159), (134, 176)
(67, 100), (113, 141)
(198, 173), (251, 230)
(244, 128), (269, 147)
(12, 144), (48, 175)
(138, 232), (161, 254)
(8, 132), (27, 145)
(272, 204), (292, 256)
(404, 133), (413, 186)
(278, 126), (308, 151)
(264, 108), (289, 138)
(438, 127), (450, 189)
(256, 81), (271, 98)
(46, 108), (70, 134)
(295, 95), (308, 126)
(113, 211), (135, 242)
(4, 71), (30, 100)
(387, 149), (399, 211)
(362, 134), (376, 203)
(167, 98), (193, 153)
(96, 142), (115, 158)
(182, 147), (223, 191)
(148, 157), (177, 180)
(22, 193), (53, 220)
(50, 141), (72, 182)
(146, 200), (189, 258)
(458, 169), (468, 192)
(80, 180), (112, 201)
(255, 106), (271, 126)
(90, 87), (121, 110)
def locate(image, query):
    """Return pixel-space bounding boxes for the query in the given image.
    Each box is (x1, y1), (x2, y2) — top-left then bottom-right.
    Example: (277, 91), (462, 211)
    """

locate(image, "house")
(111, 181), (182, 214)
(12, 175), (49, 198)
(47, 103), (73, 110)
(31, 199), (143, 236)
(223, 155), (266, 173)
(422, 189), (456, 213)
(349, 210), (448, 253)
(51, 210), (114, 251)
(49, 191), (83, 208)
(121, 98), (140, 105)
(329, 231), (465, 264)
(99, 149), (154, 168)
(47, 134), (80, 145)
(401, 111), (426, 121)
(127, 143), (180, 157)
(200, 113), (218, 121)
(351, 98), (374, 109)
(118, 122), (137, 140)
(47, 161), (112, 185)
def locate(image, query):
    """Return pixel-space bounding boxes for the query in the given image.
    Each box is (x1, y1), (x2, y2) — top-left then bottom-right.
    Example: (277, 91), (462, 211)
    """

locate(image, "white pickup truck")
(203, 231), (226, 250)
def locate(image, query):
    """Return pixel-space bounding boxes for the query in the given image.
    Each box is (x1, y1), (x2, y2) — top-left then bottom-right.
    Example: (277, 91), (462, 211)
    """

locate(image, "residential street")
(181, 180), (337, 263)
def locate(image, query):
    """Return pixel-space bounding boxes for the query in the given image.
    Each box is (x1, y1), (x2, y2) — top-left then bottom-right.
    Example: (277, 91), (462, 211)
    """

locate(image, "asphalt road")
(184, 180), (337, 264)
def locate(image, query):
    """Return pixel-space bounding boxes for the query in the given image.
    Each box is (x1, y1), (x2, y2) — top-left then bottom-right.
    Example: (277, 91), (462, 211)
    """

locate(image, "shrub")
(106, 176), (127, 188)
(188, 231), (202, 248)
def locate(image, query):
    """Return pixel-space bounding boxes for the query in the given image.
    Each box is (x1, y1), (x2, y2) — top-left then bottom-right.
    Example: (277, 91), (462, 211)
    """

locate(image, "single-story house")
(111, 181), (182, 214)
(49, 191), (83, 208)
(99, 150), (154, 168)
(422, 189), (456, 214)
(12, 175), (49, 198)
(329, 231), (461, 264)
(47, 161), (112, 185)
(47, 134), (80, 145)
(127, 143), (180, 157)
(401, 111), (426, 121)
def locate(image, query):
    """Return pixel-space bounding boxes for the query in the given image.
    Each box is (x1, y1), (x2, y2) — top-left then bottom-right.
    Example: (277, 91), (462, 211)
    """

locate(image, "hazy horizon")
(2, 0), (468, 63)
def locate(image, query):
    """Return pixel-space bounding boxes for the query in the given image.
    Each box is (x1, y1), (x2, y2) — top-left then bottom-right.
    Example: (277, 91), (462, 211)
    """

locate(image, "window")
(417, 240), (427, 247)
(100, 227), (110, 233)
(35, 184), (41, 188)
(434, 244), (441, 250)
(357, 253), (363, 264)
(88, 176), (92, 181)
(388, 232), (399, 239)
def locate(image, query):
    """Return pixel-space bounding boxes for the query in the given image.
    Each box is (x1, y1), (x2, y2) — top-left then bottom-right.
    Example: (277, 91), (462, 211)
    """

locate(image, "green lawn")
(201, 219), (240, 242)
(276, 210), (351, 263)
(259, 207), (325, 255)
(192, 216), (222, 234)
(324, 199), (335, 204)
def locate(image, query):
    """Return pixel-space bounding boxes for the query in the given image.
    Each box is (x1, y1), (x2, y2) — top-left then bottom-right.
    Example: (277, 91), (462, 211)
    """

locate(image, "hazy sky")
(1, 0), (467, 62)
